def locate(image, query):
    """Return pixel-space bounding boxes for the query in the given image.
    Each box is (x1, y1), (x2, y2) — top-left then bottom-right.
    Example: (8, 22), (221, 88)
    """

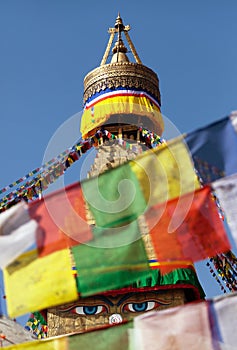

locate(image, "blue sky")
(0, 0), (237, 322)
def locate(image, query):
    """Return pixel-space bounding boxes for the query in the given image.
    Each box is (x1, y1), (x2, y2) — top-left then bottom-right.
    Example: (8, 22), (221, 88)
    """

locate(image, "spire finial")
(114, 13), (125, 31)
(100, 15), (142, 65)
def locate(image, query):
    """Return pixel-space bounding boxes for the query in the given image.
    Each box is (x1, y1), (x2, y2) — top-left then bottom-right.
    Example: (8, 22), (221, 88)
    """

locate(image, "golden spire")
(111, 14), (128, 63)
(100, 13), (142, 65)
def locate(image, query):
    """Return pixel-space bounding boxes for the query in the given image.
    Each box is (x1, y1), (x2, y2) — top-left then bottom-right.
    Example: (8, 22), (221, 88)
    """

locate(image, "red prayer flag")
(146, 186), (230, 273)
(29, 182), (93, 257)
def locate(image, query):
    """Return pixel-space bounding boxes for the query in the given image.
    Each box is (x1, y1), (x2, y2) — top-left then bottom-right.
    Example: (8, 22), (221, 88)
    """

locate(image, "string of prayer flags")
(71, 220), (152, 297)
(0, 202), (37, 268)
(0, 127), (163, 213)
(132, 292), (237, 350)
(209, 253), (237, 292)
(0, 168), (40, 195)
(0, 151), (68, 201)
(3, 248), (78, 318)
(25, 312), (48, 338)
(146, 186), (230, 272)
(185, 115), (237, 184)
(139, 126), (164, 148)
(0, 137), (215, 262)
(2, 133), (201, 261)
(29, 182), (93, 257)
(212, 173), (237, 248)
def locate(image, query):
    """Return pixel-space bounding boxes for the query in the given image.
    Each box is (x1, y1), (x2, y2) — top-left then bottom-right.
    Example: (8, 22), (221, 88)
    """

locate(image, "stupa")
(44, 14), (205, 337)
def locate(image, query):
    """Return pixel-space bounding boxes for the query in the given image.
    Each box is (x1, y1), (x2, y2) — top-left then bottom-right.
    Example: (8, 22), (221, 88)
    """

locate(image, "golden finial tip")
(114, 13), (124, 30)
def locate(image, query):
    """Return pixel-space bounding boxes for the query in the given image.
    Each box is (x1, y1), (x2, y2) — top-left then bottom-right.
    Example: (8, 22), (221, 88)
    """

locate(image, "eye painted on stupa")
(72, 305), (108, 315)
(122, 301), (158, 313)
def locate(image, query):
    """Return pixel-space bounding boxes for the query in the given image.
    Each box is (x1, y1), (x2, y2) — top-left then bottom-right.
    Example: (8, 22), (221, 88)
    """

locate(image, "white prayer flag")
(0, 202), (37, 268)
(212, 173), (237, 247)
(133, 293), (237, 350)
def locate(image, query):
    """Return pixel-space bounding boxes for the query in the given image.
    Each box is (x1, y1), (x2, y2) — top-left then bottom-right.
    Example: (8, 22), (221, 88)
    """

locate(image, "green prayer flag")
(69, 322), (132, 350)
(81, 162), (147, 228)
(72, 221), (152, 296)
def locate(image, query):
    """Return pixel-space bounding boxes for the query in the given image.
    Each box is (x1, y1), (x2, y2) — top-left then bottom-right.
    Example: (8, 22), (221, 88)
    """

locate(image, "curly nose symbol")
(109, 313), (123, 324)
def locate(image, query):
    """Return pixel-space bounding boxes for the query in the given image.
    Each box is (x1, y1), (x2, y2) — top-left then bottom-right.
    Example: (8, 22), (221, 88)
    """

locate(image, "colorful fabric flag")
(81, 162), (147, 228)
(0, 202), (30, 235)
(69, 321), (131, 350)
(146, 186), (230, 270)
(81, 88), (163, 138)
(130, 136), (200, 207)
(4, 337), (67, 350)
(0, 202), (37, 268)
(3, 249), (78, 318)
(72, 220), (152, 296)
(29, 182), (93, 257)
(210, 292), (237, 347)
(185, 115), (237, 184)
(133, 292), (237, 350)
(212, 173), (237, 247)
(133, 301), (213, 350)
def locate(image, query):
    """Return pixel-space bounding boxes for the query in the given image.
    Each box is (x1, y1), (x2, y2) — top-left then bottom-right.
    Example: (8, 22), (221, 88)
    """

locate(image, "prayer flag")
(72, 220), (152, 296)
(133, 293), (237, 350)
(3, 249), (78, 317)
(212, 173), (237, 247)
(130, 137), (200, 207)
(5, 337), (67, 350)
(185, 116), (237, 183)
(0, 202), (37, 268)
(68, 321), (131, 350)
(81, 163), (147, 228)
(146, 186), (230, 269)
(133, 301), (213, 350)
(211, 292), (237, 347)
(29, 182), (92, 257)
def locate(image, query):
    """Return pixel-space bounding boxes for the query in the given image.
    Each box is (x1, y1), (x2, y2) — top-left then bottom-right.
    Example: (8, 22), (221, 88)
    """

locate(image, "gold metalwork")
(124, 31), (142, 64)
(83, 62), (161, 105)
(100, 31), (115, 66)
(100, 13), (141, 66)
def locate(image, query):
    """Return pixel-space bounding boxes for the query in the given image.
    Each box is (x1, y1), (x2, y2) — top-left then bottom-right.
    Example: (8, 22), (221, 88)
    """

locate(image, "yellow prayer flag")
(5, 337), (68, 350)
(3, 249), (78, 318)
(130, 136), (200, 207)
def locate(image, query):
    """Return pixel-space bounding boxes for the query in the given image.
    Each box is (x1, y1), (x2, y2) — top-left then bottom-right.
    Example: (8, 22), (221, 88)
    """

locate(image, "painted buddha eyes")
(74, 305), (107, 315)
(72, 301), (158, 315)
(123, 301), (156, 313)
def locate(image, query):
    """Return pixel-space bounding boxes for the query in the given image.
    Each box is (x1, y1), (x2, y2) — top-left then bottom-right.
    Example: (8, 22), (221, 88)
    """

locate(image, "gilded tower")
(46, 15), (204, 337)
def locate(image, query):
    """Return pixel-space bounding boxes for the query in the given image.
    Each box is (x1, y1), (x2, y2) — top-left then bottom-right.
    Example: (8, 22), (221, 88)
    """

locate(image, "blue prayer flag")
(185, 116), (237, 183)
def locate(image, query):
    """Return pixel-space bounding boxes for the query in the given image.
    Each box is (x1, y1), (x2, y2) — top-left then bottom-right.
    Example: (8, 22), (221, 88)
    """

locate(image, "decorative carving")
(83, 62), (161, 106)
